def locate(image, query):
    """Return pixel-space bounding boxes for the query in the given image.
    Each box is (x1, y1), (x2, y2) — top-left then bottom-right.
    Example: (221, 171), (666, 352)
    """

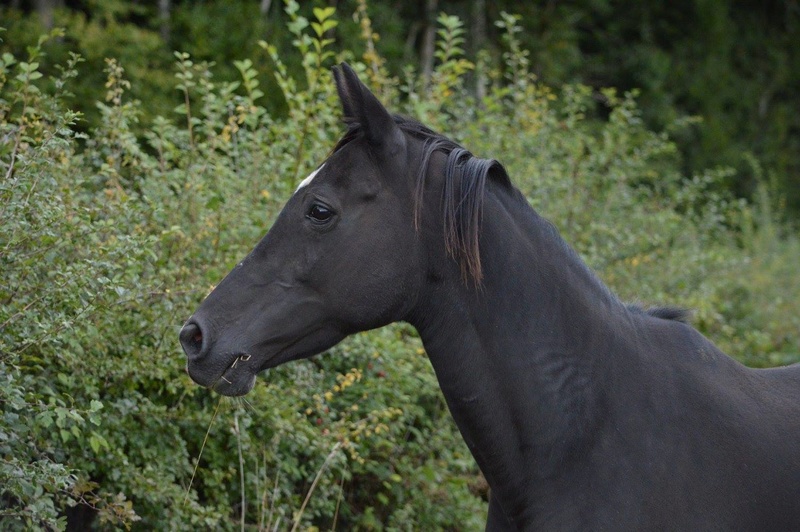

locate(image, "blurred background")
(4, 0), (799, 214)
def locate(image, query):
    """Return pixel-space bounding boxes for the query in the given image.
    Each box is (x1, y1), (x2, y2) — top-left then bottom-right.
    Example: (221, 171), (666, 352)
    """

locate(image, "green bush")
(1, 4), (797, 530)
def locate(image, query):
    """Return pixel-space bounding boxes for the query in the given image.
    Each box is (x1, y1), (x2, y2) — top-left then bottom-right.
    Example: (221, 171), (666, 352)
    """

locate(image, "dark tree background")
(3, 0), (799, 216)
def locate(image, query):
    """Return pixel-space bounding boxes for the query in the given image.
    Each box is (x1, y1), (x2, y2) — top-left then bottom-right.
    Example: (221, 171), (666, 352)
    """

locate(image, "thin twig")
(183, 397), (223, 507)
(253, 454), (261, 532)
(3, 130), (21, 181)
(331, 473), (345, 531)
(259, 450), (268, 531)
(265, 462), (280, 531)
(0, 294), (47, 332)
(183, 87), (194, 150)
(11, 290), (100, 358)
(234, 410), (246, 532)
(0, 129), (24, 222)
(290, 441), (342, 532)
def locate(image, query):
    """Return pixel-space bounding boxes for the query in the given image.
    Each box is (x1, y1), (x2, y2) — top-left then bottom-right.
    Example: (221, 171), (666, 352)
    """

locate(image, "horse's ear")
(333, 63), (401, 149)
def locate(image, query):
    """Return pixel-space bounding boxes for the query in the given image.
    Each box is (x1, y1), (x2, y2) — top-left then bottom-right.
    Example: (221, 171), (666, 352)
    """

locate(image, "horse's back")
(673, 335), (800, 528)
(590, 320), (800, 529)
(759, 361), (800, 394)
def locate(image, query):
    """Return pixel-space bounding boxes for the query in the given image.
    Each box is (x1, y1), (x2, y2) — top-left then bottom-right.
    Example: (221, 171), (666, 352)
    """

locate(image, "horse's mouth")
(187, 328), (336, 396)
(209, 353), (258, 397)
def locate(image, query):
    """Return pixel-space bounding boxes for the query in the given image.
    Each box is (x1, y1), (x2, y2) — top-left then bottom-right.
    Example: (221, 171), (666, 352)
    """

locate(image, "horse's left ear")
(333, 63), (403, 151)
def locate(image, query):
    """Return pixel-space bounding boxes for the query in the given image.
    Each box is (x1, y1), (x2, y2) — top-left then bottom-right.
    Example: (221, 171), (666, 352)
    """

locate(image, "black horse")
(180, 63), (800, 530)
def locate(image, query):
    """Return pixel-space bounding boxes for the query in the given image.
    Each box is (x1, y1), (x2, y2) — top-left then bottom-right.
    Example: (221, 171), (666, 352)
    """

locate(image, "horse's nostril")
(180, 321), (205, 360)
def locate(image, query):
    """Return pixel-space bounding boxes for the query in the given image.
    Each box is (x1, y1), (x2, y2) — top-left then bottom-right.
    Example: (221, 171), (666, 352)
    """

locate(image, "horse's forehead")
(293, 141), (381, 195)
(295, 163), (325, 192)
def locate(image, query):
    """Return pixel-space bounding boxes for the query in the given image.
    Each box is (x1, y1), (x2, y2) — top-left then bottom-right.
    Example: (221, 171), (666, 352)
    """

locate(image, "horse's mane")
(332, 117), (692, 322)
(333, 115), (511, 284)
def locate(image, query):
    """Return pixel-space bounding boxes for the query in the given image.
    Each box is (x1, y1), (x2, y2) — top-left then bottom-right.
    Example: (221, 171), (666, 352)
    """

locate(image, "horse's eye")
(307, 203), (334, 224)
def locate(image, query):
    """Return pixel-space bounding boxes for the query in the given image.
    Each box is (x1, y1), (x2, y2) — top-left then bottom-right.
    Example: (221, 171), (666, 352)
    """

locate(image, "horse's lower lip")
(188, 347), (285, 395)
(212, 372), (256, 396)
(219, 353), (254, 382)
(212, 353), (257, 396)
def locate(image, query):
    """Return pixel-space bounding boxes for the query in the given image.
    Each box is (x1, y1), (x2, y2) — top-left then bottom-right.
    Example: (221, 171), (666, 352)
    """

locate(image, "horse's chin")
(203, 352), (260, 397)
(210, 348), (292, 396)
(212, 366), (257, 397)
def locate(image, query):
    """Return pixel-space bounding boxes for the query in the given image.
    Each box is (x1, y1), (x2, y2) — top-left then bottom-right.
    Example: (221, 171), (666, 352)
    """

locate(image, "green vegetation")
(3, 0), (798, 217)
(1, 3), (798, 530)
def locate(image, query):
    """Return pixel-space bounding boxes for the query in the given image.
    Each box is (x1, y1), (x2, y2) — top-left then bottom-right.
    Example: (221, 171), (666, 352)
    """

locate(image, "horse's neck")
(409, 184), (630, 519)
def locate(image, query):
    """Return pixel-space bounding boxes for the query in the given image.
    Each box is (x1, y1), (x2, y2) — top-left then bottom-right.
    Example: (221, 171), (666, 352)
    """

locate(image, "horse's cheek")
(328, 243), (413, 328)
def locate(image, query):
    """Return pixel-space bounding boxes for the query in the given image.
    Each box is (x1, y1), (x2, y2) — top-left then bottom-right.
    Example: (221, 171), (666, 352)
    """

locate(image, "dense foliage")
(1, 3), (798, 530)
(2, 0), (799, 217)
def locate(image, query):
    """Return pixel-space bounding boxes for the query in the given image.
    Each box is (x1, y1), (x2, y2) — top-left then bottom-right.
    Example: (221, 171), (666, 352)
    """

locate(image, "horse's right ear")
(332, 63), (402, 151)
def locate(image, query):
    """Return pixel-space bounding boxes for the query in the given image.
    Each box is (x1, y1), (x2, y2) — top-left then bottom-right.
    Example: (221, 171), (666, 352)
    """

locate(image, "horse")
(180, 63), (800, 530)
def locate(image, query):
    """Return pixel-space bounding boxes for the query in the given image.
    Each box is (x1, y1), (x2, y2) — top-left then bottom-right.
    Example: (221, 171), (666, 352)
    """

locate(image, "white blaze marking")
(295, 164), (325, 192)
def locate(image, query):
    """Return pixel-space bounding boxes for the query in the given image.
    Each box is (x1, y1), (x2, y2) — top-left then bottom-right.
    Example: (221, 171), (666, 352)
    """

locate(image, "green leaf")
(89, 432), (108, 454)
(287, 17), (308, 36)
(284, 0), (299, 16)
(205, 194), (225, 210)
(36, 411), (54, 429)
(313, 7), (336, 22)
(233, 59), (253, 72)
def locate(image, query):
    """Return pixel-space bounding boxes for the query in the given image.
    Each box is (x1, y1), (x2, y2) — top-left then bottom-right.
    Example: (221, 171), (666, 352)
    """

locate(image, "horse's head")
(179, 64), (425, 396)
